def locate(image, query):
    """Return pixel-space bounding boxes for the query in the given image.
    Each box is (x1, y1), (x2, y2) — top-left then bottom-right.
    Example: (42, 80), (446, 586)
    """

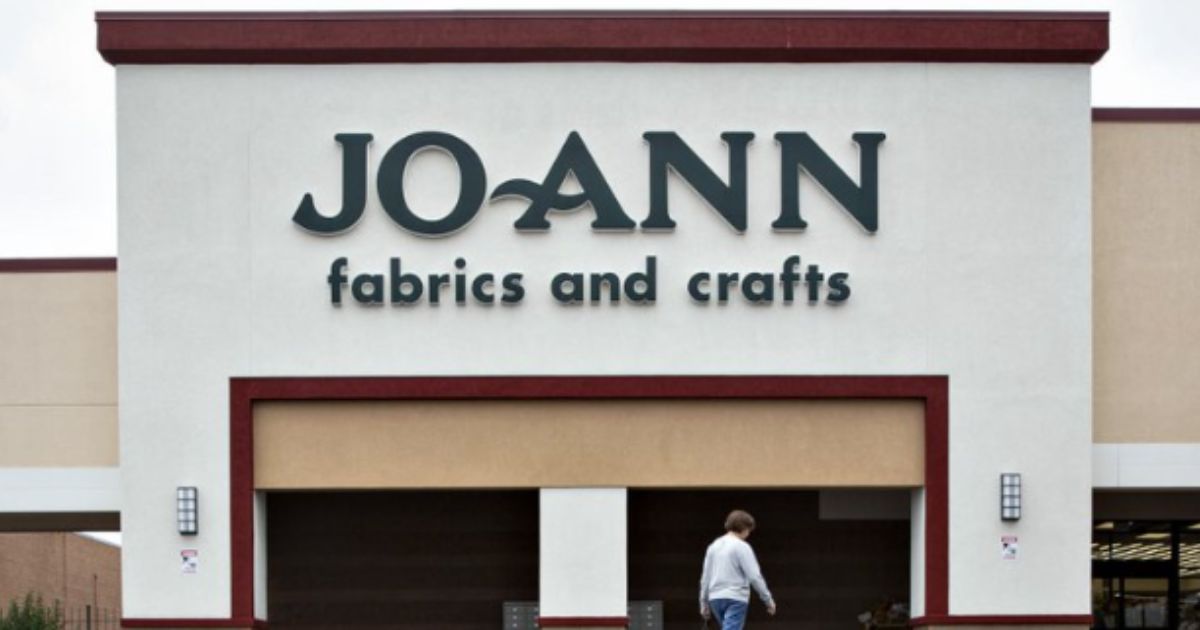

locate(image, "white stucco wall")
(0, 468), (120, 513)
(1094, 444), (1200, 488)
(116, 62), (1092, 618)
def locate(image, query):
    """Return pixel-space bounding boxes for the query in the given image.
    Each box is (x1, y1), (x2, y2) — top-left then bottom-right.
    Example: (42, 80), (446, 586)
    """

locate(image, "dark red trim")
(924, 383), (950, 616)
(911, 615), (1093, 626)
(121, 619), (266, 628)
(539, 617), (629, 627)
(233, 375), (946, 400)
(229, 375), (950, 621)
(0, 258), (116, 272)
(229, 379), (256, 623)
(97, 11), (1108, 65)
(1093, 108), (1200, 122)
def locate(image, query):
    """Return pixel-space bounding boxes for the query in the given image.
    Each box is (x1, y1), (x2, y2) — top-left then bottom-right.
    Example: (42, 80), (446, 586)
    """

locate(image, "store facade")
(13, 9), (1185, 630)
(102, 11), (1102, 630)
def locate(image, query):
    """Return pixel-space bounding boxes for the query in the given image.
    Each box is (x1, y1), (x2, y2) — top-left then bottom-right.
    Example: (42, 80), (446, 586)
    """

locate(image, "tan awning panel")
(255, 399), (924, 489)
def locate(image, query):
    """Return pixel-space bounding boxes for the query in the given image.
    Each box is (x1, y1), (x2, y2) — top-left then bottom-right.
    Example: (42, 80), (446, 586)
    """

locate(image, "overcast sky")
(2, 0), (1198, 258)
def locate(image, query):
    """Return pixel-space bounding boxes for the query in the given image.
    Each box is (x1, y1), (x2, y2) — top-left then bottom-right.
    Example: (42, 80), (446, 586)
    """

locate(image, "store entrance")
(629, 489), (911, 630)
(1093, 558), (1173, 629)
(252, 393), (928, 628)
(1092, 492), (1200, 630)
(1092, 522), (1200, 629)
(265, 490), (538, 630)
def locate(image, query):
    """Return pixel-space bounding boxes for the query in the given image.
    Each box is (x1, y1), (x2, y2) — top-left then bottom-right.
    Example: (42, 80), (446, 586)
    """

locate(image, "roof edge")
(94, 10), (1112, 21)
(1093, 108), (1200, 122)
(0, 258), (117, 273)
(96, 11), (1110, 66)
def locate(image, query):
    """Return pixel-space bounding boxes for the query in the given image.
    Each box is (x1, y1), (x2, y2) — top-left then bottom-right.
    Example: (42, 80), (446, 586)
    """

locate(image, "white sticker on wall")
(181, 549), (199, 574)
(1001, 536), (1019, 560)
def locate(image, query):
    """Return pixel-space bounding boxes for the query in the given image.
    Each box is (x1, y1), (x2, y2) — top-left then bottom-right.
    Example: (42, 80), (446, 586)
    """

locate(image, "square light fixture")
(177, 486), (198, 536)
(1000, 473), (1021, 521)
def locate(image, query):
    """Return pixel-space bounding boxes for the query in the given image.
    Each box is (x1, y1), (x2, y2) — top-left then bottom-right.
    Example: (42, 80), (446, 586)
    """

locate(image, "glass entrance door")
(1092, 521), (1200, 629)
(1093, 571), (1173, 628)
(1124, 578), (1172, 628)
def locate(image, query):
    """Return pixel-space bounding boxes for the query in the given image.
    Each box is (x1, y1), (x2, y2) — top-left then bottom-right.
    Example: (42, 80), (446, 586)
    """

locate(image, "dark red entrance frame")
(224, 376), (949, 628)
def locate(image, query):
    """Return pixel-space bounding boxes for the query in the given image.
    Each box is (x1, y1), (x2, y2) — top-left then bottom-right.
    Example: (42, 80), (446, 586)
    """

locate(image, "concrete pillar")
(538, 488), (627, 629)
(911, 488), (926, 619)
(254, 491), (268, 621)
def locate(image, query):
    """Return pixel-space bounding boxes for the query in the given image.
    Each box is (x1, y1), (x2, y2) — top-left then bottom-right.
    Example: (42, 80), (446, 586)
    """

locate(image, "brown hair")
(724, 509), (756, 534)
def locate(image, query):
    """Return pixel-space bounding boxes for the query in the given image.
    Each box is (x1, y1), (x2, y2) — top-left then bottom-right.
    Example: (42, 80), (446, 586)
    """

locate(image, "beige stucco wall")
(0, 272), (118, 467)
(1094, 122), (1200, 443)
(255, 399), (925, 489)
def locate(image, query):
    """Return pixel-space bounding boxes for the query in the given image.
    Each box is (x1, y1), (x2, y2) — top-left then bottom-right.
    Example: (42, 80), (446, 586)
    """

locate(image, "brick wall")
(0, 533), (120, 625)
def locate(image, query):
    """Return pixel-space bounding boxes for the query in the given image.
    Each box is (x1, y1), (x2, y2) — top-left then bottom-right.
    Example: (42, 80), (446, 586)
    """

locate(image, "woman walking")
(699, 510), (777, 629)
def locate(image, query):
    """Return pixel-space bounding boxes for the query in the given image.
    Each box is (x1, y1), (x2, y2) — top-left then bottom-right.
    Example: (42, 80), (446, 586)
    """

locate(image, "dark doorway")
(629, 490), (910, 630)
(267, 490), (537, 630)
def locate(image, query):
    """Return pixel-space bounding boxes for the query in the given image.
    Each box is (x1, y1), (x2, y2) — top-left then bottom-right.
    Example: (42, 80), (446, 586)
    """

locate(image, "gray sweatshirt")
(699, 533), (774, 606)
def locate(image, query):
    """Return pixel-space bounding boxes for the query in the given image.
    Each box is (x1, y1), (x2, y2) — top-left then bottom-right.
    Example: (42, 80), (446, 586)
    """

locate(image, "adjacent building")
(0, 533), (121, 628)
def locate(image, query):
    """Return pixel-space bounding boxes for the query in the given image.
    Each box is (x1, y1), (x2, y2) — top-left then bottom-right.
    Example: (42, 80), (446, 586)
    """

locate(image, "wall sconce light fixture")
(177, 486), (198, 535)
(1000, 473), (1021, 521)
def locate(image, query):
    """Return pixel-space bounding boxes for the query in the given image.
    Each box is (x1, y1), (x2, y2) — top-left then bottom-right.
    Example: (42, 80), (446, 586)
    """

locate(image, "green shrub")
(0, 593), (63, 630)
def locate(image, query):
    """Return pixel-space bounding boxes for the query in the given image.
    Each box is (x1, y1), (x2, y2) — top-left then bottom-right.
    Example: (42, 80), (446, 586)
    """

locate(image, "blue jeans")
(710, 598), (748, 630)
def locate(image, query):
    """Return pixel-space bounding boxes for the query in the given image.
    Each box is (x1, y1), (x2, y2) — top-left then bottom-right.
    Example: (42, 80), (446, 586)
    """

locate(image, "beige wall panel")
(0, 406), (118, 467)
(0, 272), (116, 406)
(1094, 123), (1200, 443)
(255, 399), (924, 489)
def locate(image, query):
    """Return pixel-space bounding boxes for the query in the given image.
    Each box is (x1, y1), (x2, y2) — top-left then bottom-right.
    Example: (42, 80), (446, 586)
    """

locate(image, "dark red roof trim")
(96, 11), (1109, 65)
(911, 615), (1094, 626)
(0, 258), (116, 272)
(1093, 108), (1200, 122)
(121, 619), (266, 629)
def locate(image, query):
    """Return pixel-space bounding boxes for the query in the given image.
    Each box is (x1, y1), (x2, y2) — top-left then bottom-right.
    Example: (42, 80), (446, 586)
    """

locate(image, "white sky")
(79, 530), (122, 546)
(1, 0), (1196, 546)
(1, 0), (1198, 258)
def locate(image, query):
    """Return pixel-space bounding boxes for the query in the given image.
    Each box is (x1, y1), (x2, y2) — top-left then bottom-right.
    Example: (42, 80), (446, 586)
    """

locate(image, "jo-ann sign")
(293, 130), (884, 308)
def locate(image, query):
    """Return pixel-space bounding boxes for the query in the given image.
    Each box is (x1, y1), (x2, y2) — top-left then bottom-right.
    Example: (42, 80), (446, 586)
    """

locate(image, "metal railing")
(62, 607), (120, 630)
